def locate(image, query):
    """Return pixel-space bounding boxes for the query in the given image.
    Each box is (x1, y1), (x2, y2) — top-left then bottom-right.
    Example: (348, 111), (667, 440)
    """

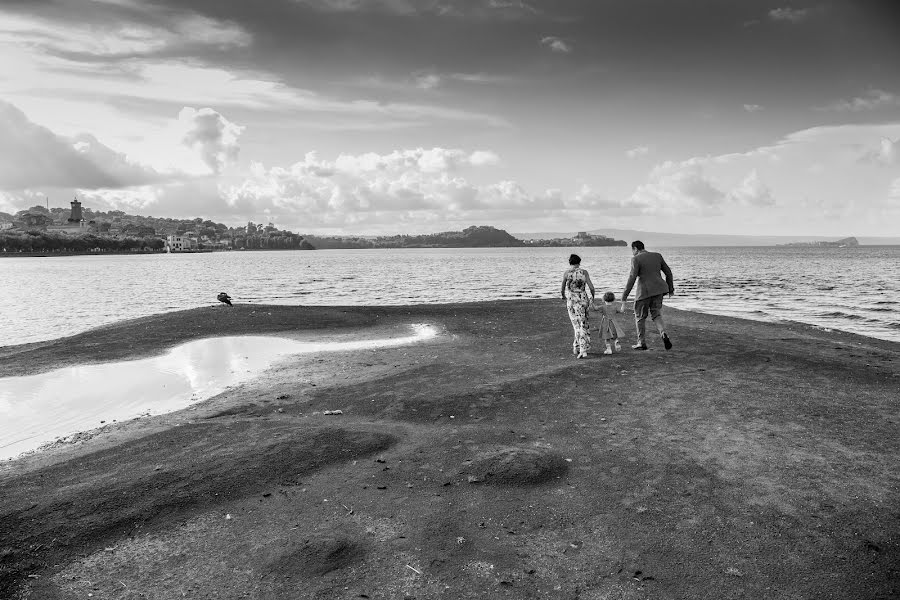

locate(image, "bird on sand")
(217, 292), (233, 306)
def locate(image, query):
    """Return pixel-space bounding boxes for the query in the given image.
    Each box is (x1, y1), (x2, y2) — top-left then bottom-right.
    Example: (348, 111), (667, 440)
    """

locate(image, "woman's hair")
(568, 253), (581, 265)
(603, 291), (615, 302)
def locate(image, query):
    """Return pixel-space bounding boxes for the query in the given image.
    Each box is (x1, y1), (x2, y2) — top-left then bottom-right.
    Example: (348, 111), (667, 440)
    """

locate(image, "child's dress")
(593, 301), (623, 341)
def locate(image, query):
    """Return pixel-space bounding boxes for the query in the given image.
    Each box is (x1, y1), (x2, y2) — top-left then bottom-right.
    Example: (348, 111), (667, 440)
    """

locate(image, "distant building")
(47, 198), (87, 233)
(68, 198), (83, 222)
(165, 234), (198, 252)
(0, 222), (13, 230)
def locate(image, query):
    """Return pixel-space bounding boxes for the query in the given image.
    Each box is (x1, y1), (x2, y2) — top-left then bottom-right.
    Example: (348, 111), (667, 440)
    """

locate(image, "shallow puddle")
(0, 324), (436, 460)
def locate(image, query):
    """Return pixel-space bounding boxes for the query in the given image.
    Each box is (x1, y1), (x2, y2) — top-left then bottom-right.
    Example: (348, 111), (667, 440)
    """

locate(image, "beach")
(0, 300), (898, 599)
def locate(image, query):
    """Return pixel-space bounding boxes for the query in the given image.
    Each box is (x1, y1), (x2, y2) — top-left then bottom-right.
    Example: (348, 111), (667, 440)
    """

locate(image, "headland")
(0, 301), (897, 599)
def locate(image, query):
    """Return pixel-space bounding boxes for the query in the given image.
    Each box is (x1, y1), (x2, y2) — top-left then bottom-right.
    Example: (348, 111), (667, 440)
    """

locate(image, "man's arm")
(620, 257), (638, 311)
(560, 274), (568, 299)
(660, 257), (674, 296)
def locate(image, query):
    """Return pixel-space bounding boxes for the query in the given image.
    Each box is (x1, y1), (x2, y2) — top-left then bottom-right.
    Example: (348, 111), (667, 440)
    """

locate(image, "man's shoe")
(603, 347), (613, 355)
(662, 333), (672, 350)
(631, 343), (648, 350)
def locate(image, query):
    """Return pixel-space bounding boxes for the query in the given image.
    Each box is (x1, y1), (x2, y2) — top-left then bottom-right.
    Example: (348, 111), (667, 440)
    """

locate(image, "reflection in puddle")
(0, 324), (436, 460)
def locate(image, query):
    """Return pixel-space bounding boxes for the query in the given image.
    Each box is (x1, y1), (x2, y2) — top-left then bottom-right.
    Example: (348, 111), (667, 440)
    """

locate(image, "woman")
(561, 253), (596, 358)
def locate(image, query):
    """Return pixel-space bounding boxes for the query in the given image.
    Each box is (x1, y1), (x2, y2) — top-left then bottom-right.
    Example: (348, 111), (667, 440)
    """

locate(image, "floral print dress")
(564, 266), (592, 356)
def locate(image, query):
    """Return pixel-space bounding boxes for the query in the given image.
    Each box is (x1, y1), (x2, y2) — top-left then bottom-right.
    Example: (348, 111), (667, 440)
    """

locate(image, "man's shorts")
(634, 294), (664, 320)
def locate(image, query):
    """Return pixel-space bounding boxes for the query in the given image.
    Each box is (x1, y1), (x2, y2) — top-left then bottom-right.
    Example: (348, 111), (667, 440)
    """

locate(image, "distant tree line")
(0, 231), (164, 253)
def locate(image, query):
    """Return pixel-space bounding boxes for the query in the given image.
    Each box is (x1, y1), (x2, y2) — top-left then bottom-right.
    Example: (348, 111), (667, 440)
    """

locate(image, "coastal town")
(0, 199), (626, 253)
(0, 198), (314, 253)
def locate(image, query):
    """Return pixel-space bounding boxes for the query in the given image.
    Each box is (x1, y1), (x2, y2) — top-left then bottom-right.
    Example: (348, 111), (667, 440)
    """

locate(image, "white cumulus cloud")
(768, 7), (811, 22)
(0, 100), (164, 191)
(221, 148), (509, 221)
(726, 170), (775, 206)
(540, 36), (571, 53)
(178, 108), (244, 174)
(860, 138), (898, 166)
(817, 89), (900, 112)
(630, 161), (727, 216)
(625, 146), (650, 159)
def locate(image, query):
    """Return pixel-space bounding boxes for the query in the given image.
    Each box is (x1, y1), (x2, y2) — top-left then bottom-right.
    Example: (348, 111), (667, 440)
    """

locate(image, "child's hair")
(603, 291), (615, 303)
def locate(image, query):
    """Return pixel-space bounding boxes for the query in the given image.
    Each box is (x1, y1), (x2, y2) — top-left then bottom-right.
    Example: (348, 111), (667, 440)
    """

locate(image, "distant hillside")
(780, 236), (860, 247)
(305, 225), (525, 249)
(513, 229), (900, 247)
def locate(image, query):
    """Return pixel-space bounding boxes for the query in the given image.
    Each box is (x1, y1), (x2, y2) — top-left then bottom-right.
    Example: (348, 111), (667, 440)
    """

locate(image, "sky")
(1, 0), (899, 236)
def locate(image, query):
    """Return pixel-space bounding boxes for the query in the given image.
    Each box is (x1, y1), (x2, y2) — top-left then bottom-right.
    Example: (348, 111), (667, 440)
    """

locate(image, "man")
(620, 240), (674, 350)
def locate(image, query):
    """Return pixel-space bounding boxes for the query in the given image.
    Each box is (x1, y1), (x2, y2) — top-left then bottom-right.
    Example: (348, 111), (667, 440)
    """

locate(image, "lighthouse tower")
(67, 197), (83, 223)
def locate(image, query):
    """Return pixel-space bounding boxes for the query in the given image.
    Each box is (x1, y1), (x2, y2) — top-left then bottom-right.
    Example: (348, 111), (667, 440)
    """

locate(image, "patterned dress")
(564, 266), (592, 355)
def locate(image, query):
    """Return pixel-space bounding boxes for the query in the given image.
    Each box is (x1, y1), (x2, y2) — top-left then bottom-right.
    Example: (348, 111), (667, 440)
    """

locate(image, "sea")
(1, 246), (898, 347)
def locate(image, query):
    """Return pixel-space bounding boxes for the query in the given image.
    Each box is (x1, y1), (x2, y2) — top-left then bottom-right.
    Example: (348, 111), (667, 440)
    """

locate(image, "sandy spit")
(0, 300), (898, 600)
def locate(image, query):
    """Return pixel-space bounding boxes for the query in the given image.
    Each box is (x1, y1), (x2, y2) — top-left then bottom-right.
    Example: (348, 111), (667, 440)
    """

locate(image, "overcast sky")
(2, 0), (899, 235)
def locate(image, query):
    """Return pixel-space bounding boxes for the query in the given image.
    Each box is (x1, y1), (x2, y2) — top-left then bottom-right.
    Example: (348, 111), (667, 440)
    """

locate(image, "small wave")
(817, 311), (865, 320)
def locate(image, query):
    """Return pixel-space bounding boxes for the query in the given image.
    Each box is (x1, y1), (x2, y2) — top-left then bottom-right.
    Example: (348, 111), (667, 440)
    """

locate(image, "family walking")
(561, 240), (674, 358)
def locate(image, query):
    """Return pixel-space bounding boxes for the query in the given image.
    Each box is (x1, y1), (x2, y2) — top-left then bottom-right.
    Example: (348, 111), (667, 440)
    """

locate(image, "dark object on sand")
(217, 292), (233, 306)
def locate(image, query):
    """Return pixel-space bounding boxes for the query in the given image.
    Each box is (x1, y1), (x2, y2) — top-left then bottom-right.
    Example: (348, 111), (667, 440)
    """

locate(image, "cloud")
(859, 137), (898, 166)
(414, 73), (442, 89)
(890, 178), (900, 202)
(290, 0), (540, 19)
(405, 71), (512, 90)
(220, 148), (510, 221)
(79, 147), (583, 230)
(0, 6), (251, 59)
(625, 146), (650, 159)
(0, 100), (163, 191)
(816, 89), (900, 112)
(768, 7), (811, 23)
(626, 122), (900, 231)
(178, 108), (244, 174)
(726, 170), (775, 206)
(743, 104), (764, 112)
(570, 185), (648, 215)
(630, 162), (727, 216)
(0, 9), (510, 141)
(540, 36), (571, 53)
(488, 0), (539, 13)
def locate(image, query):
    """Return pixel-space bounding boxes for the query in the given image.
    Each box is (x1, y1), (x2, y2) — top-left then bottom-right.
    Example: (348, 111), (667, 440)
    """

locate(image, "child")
(592, 291), (623, 354)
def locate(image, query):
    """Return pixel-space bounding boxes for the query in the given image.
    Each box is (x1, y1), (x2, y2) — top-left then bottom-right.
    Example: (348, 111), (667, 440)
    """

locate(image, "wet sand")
(0, 300), (898, 599)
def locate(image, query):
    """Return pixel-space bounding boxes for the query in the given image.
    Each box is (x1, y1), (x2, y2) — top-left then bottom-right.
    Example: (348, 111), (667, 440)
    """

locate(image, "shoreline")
(1, 300), (898, 599)
(3, 298), (899, 358)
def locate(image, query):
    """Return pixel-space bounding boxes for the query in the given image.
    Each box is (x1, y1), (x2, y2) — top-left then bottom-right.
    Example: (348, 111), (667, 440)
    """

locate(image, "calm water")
(1, 246), (898, 345)
(0, 325), (436, 459)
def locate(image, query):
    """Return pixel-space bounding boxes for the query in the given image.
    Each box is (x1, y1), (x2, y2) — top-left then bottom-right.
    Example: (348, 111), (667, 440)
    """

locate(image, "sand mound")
(467, 446), (568, 486)
(267, 536), (365, 577)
